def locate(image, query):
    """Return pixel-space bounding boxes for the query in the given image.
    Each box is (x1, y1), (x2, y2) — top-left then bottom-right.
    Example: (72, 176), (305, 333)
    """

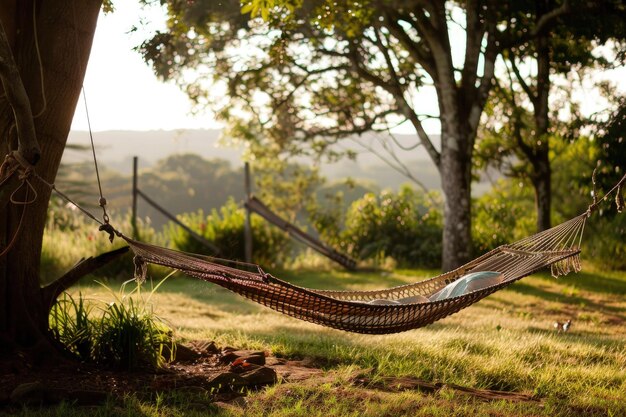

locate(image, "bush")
(583, 213), (626, 270)
(95, 295), (173, 370)
(334, 185), (443, 268)
(472, 179), (536, 254)
(166, 198), (290, 267)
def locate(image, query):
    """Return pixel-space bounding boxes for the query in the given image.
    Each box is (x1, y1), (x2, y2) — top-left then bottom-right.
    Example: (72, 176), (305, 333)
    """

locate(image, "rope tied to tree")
(0, 151), (38, 258)
(0, 153), (18, 181)
(1, 148), (123, 246)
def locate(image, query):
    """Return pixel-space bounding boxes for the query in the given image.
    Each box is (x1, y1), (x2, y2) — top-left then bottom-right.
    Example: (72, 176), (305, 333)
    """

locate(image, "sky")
(70, 3), (624, 135)
(69, 2), (441, 134)
(70, 2), (221, 132)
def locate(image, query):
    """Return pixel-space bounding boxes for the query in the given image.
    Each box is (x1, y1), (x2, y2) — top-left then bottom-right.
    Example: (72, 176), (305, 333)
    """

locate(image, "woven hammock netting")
(124, 213), (588, 334)
(124, 211), (588, 335)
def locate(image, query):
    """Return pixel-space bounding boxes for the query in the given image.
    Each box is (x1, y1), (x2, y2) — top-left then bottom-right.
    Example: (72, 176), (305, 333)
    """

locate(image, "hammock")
(124, 211), (587, 334)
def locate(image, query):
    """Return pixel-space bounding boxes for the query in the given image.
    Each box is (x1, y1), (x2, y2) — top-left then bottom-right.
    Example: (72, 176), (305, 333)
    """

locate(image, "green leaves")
(316, 185), (444, 268)
(240, 0), (274, 20)
(168, 199), (290, 267)
(240, 0), (300, 21)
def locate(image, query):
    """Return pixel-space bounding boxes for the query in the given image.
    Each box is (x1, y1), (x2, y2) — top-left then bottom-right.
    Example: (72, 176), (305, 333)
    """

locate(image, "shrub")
(95, 296), (173, 370)
(472, 179), (535, 254)
(166, 198), (290, 267)
(337, 185), (443, 268)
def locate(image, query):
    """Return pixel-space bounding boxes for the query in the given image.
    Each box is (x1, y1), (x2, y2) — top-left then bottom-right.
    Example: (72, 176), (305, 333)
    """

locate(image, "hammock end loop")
(257, 266), (276, 284)
(133, 255), (147, 284)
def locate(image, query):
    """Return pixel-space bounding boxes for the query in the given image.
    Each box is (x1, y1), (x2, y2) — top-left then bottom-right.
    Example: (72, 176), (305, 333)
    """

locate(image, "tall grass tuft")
(49, 274), (176, 371)
(49, 292), (94, 362)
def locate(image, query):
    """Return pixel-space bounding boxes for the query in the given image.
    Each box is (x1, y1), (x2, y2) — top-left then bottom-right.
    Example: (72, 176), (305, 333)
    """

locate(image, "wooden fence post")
(131, 156), (138, 239)
(244, 162), (253, 263)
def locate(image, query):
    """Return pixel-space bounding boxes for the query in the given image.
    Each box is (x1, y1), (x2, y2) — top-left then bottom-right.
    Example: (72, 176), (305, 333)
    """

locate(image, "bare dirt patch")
(0, 340), (322, 410)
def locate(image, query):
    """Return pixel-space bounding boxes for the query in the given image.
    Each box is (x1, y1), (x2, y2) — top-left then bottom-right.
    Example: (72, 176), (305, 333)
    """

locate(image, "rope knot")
(99, 222), (121, 243)
(0, 153), (17, 181)
(11, 150), (35, 171)
(257, 266), (276, 283)
(17, 166), (33, 181)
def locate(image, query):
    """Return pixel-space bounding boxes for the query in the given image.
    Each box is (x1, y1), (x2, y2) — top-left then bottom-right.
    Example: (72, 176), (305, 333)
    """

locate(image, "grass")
(12, 262), (626, 416)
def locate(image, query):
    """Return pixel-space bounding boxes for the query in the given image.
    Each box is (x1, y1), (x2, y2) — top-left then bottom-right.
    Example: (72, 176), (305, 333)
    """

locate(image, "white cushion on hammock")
(397, 294), (430, 304)
(429, 271), (504, 301)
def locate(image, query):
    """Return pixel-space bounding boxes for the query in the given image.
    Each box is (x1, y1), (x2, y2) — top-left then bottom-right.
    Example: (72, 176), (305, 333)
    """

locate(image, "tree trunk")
(0, 0), (102, 351)
(531, 154), (552, 232)
(440, 127), (473, 272)
(532, 0), (552, 232)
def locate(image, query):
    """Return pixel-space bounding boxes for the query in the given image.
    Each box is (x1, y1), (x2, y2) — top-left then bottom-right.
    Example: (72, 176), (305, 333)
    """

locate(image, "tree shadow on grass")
(525, 326), (625, 350)
(507, 282), (626, 315)
(205, 322), (456, 368)
(531, 270), (626, 296)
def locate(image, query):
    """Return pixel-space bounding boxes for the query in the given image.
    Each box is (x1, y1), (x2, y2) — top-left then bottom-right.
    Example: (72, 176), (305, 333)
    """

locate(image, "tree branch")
(532, 0), (570, 37)
(347, 46), (395, 91)
(467, 21), (499, 138)
(399, 101), (441, 167)
(411, 3), (456, 93)
(0, 18), (40, 164)
(374, 28), (401, 89)
(41, 246), (130, 307)
(501, 0), (572, 49)
(498, 74), (536, 160)
(385, 16), (437, 80)
(344, 32), (441, 167)
(304, 108), (399, 139)
(461, 0), (482, 95)
(509, 54), (537, 106)
(350, 132), (438, 205)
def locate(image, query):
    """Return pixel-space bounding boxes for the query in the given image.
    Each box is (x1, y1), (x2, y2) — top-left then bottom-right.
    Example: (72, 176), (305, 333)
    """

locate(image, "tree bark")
(532, 0), (552, 232)
(0, 0), (102, 349)
(532, 158), (552, 233)
(440, 126), (473, 273)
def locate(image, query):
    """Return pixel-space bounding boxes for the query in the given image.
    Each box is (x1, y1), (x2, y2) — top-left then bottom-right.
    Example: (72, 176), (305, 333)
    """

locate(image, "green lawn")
(11, 263), (626, 416)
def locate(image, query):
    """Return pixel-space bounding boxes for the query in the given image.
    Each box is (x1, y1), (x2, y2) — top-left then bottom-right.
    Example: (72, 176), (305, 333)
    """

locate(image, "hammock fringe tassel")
(551, 252), (582, 278)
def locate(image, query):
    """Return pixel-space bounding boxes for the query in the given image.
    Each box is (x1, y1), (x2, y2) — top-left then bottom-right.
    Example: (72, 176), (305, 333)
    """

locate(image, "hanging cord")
(32, 0), (47, 119)
(586, 169), (626, 216)
(31, 169), (121, 243)
(69, 0), (112, 232)
(81, 87), (110, 225)
(0, 152), (121, 245)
